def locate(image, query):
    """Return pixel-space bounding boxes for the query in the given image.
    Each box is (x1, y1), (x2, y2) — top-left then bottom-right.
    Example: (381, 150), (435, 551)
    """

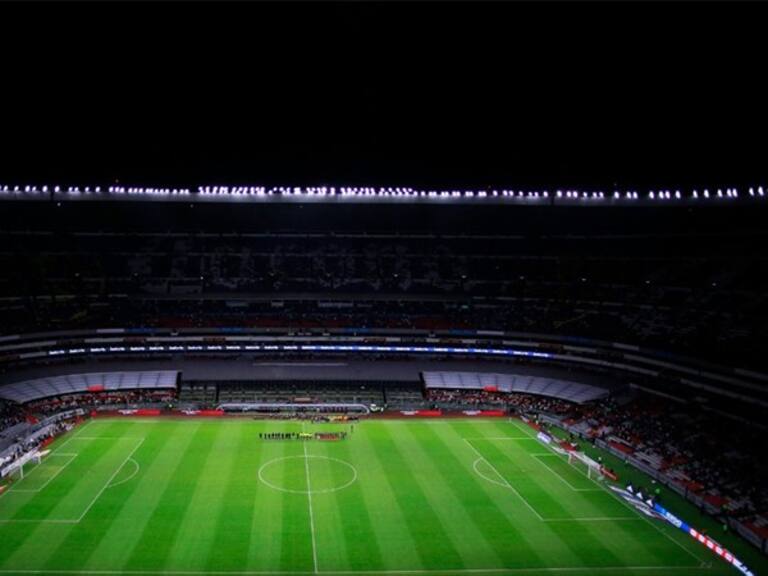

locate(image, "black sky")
(1, 2), (766, 190)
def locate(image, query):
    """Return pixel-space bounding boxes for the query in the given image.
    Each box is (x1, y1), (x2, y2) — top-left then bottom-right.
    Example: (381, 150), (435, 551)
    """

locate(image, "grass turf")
(0, 417), (761, 576)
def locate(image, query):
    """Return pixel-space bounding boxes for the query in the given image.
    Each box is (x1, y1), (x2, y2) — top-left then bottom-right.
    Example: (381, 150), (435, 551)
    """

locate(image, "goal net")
(567, 451), (603, 481)
(0, 450), (43, 483)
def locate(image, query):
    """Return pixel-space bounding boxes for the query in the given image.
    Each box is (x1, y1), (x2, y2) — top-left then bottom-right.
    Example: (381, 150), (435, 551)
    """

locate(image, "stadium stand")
(540, 392), (768, 547)
(0, 192), (766, 562)
(0, 224), (766, 370)
(422, 371), (607, 403)
(0, 400), (23, 430)
(26, 389), (177, 416)
(425, 389), (575, 414)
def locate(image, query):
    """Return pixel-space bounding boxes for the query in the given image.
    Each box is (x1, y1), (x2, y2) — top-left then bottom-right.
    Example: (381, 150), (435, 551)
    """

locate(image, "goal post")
(0, 450), (43, 482)
(567, 451), (603, 481)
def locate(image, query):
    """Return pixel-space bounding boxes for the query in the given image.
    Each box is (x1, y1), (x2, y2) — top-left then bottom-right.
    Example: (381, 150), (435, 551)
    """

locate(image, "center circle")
(258, 455), (358, 494)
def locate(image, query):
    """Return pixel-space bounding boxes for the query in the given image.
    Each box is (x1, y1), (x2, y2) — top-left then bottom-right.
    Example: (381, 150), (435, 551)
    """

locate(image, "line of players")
(259, 431), (349, 441)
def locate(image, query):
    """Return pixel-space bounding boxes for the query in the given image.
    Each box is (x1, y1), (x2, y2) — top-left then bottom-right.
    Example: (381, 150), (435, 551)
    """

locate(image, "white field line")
(0, 565), (711, 574)
(72, 437), (140, 440)
(106, 458), (140, 489)
(74, 437), (145, 522)
(469, 456), (637, 522)
(0, 453), (74, 501)
(302, 424), (319, 574)
(462, 439), (544, 521)
(51, 419), (96, 453)
(462, 437), (537, 441)
(11, 453), (79, 493)
(530, 454), (600, 492)
(0, 439), (143, 524)
(506, 420), (708, 565)
(0, 518), (79, 524)
(506, 420), (541, 437)
(543, 517), (641, 522)
(472, 458), (510, 489)
(321, 567), (709, 575)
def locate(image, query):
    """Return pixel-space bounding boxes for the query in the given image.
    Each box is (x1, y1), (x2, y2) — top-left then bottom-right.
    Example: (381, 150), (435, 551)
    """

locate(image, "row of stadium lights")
(0, 185), (192, 195)
(1, 184), (766, 202)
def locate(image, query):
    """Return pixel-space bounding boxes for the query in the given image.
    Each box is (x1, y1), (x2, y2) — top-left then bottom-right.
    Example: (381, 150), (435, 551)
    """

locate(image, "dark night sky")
(1, 3), (766, 190)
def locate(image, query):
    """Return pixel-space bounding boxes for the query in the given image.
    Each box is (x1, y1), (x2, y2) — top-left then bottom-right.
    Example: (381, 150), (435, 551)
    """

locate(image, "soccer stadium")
(0, 183), (766, 576)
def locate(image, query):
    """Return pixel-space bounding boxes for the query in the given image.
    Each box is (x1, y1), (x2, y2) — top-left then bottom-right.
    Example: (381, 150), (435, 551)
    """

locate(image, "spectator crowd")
(426, 388), (574, 414)
(569, 396), (768, 529)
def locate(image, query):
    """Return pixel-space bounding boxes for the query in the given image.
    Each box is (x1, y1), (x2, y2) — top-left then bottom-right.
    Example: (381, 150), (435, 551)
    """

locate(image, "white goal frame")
(1, 451), (42, 482)
(567, 450), (603, 481)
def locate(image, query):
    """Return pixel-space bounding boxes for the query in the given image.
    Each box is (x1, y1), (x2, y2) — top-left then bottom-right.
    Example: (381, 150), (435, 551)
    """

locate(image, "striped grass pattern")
(0, 417), (757, 576)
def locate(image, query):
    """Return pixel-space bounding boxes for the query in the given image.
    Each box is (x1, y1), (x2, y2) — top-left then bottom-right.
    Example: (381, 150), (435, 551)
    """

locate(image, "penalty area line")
(461, 437), (538, 441)
(73, 438), (145, 523)
(463, 439), (544, 521)
(8, 453), (79, 494)
(106, 458), (140, 489)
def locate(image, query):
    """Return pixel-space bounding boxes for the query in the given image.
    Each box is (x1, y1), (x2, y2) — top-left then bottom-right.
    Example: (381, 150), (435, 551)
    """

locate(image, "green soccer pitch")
(0, 417), (761, 576)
